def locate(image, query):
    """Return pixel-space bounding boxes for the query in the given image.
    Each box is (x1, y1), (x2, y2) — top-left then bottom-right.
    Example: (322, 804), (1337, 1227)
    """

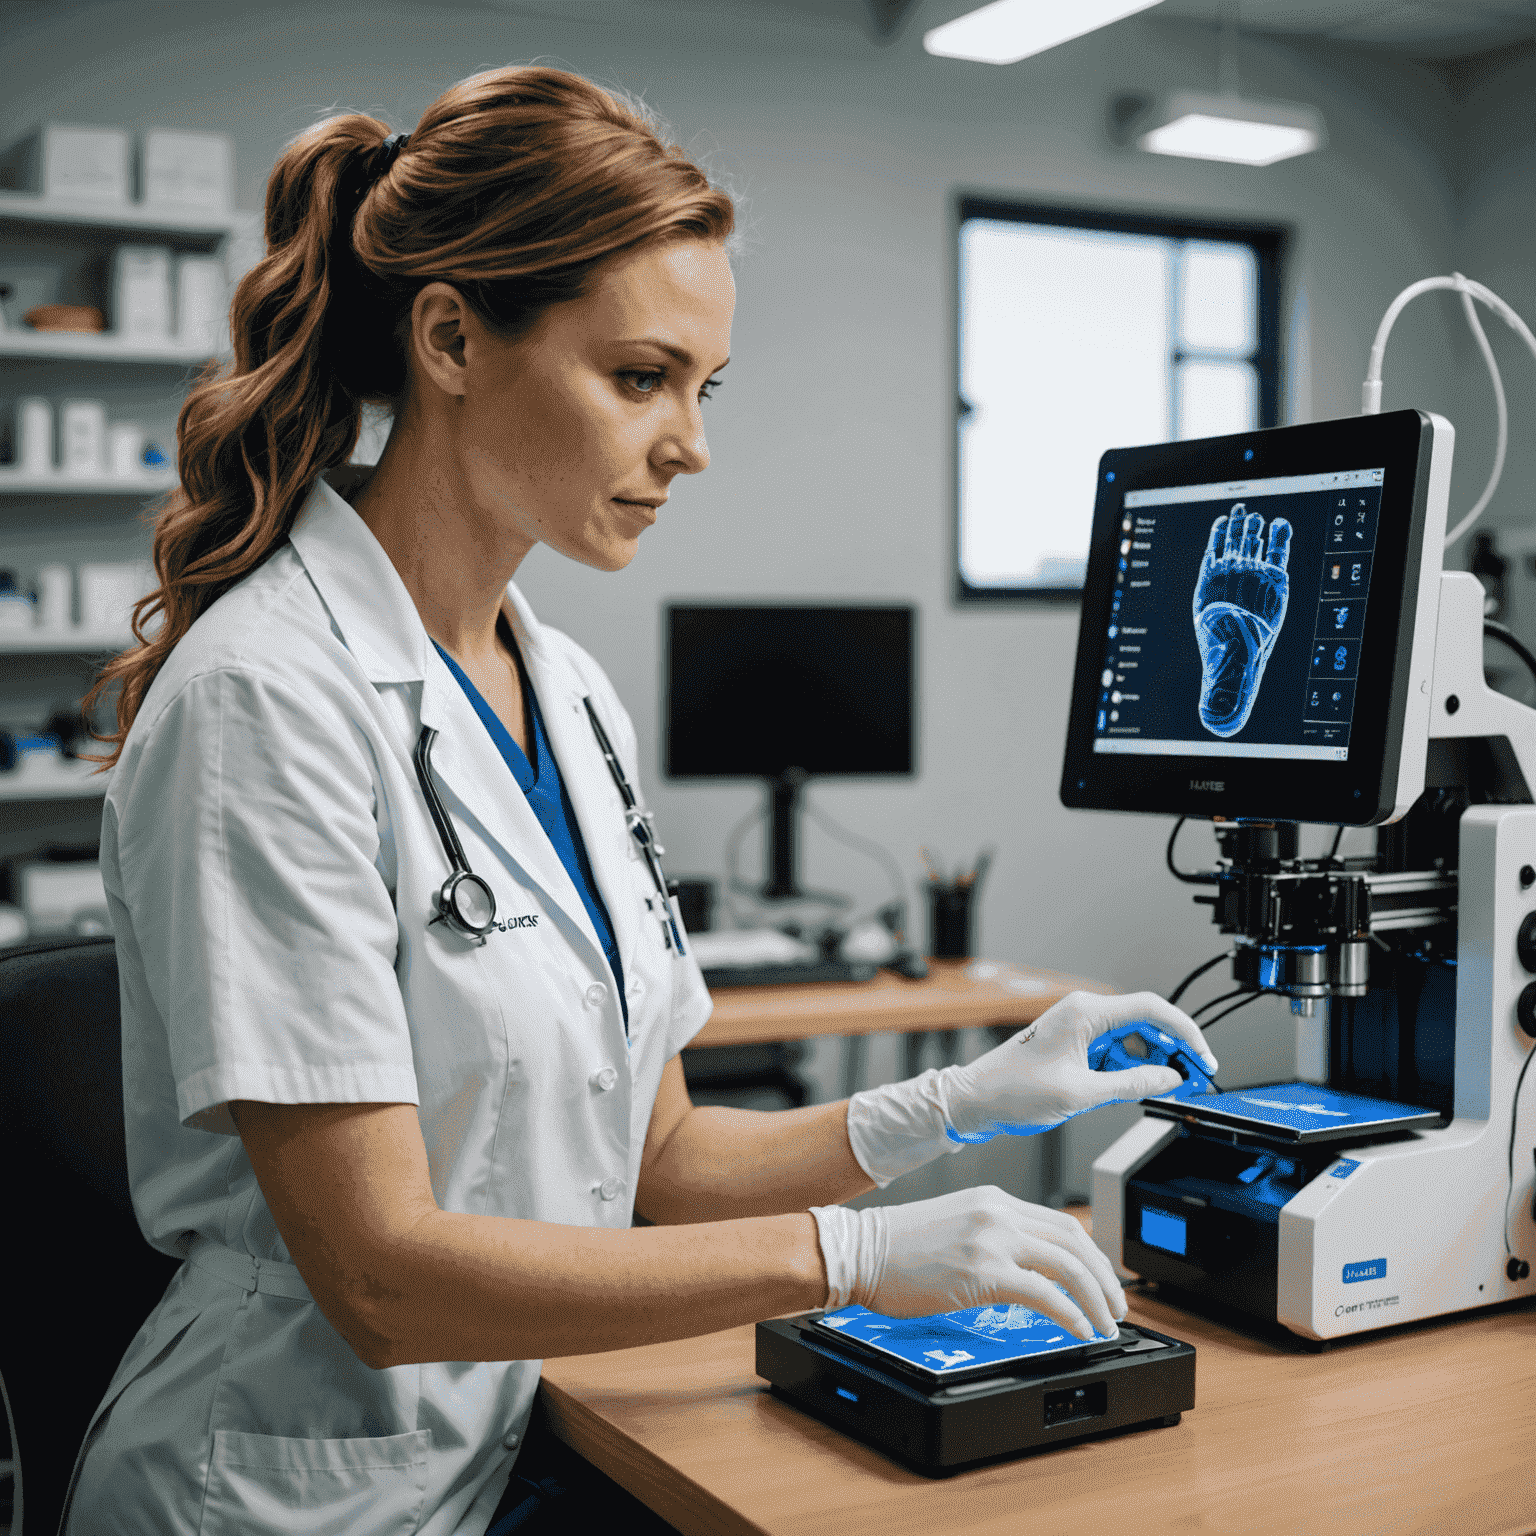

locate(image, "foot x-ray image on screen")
(1192, 504), (1293, 738)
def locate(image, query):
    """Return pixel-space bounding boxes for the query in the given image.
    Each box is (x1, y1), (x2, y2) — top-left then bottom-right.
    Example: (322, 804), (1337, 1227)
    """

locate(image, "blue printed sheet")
(814, 1300), (1118, 1376)
(1166, 1080), (1440, 1140)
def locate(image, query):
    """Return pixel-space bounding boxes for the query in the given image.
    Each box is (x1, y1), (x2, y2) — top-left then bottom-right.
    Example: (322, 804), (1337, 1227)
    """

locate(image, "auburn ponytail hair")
(83, 65), (738, 770)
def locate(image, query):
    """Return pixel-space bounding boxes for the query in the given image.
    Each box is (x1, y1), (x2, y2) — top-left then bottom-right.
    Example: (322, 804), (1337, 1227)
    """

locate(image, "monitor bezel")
(1059, 410), (1440, 826)
(662, 601), (919, 781)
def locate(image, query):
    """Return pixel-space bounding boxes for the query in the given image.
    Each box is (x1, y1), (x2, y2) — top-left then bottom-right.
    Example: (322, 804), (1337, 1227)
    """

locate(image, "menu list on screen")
(1092, 467), (1385, 763)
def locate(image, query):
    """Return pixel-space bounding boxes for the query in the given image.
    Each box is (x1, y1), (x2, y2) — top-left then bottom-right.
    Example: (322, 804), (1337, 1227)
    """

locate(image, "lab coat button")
(503, 1432), (520, 1450)
(598, 1176), (623, 1201)
(584, 983), (607, 1007)
(590, 1066), (618, 1091)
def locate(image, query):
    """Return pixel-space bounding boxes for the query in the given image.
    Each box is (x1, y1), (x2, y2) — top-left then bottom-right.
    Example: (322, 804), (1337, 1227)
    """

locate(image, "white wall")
(2, 0), (1512, 1204)
(1451, 43), (1536, 650)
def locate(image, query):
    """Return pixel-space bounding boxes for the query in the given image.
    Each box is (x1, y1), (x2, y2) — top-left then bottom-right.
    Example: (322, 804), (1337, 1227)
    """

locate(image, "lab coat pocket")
(200, 1427), (432, 1536)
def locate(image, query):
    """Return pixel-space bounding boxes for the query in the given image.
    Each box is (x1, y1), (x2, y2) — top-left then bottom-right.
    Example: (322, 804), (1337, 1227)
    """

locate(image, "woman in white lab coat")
(66, 63), (1216, 1535)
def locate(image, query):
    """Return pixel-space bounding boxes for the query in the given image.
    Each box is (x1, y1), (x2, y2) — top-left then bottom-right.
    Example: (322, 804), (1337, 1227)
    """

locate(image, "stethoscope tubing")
(583, 697), (686, 954)
(414, 724), (499, 940)
(414, 726), (472, 874)
(413, 696), (684, 955)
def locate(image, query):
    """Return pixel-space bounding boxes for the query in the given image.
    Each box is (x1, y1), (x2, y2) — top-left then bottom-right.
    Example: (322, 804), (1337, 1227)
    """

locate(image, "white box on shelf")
(111, 245), (173, 339)
(61, 399), (108, 476)
(35, 564), (73, 632)
(0, 574), (35, 631)
(109, 422), (145, 479)
(175, 255), (227, 352)
(17, 397), (53, 474)
(140, 129), (233, 211)
(0, 903), (27, 946)
(12, 859), (106, 935)
(0, 122), (131, 203)
(78, 560), (154, 634)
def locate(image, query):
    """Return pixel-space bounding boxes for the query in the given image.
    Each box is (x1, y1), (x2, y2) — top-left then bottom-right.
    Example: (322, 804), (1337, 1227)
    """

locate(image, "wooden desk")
(689, 957), (1115, 1209)
(541, 1205), (1536, 1536)
(690, 957), (1111, 1049)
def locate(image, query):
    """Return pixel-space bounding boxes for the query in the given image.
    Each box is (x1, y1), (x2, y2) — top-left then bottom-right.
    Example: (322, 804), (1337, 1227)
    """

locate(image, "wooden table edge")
(692, 958), (1115, 1047)
(538, 1373), (769, 1536)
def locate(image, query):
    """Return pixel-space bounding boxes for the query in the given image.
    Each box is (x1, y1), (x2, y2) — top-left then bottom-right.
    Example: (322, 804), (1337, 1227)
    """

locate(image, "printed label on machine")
(813, 1299), (1118, 1375)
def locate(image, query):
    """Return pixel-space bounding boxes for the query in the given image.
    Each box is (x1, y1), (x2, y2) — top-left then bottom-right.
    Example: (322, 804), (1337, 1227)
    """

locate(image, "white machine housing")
(1093, 568), (1536, 1340)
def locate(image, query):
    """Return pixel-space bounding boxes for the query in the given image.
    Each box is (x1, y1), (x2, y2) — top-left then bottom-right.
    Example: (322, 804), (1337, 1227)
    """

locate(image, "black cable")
(1166, 817), (1213, 884)
(1504, 1038), (1535, 1258)
(1198, 989), (1272, 1033)
(1485, 620), (1536, 695)
(721, 802), (765, 926)
(1328, 825), (1345, 859)
(1194, 986), (1248, 1019)
(802, 798), (907, 928)
(1168, 949), (1231, 1007)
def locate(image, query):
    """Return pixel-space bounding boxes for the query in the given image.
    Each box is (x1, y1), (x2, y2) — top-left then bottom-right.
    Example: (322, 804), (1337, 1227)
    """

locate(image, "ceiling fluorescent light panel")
(924, 0), (1162, 66)
(1132, 91), (1326, 167)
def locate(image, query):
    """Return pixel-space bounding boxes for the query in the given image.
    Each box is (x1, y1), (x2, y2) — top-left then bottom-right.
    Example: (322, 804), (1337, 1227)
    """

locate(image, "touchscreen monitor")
(1060, 410), (1451, 825)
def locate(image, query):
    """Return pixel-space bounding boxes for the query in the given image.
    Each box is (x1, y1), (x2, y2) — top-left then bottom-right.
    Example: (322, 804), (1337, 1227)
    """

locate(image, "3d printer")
(1060, 406), (1536, 1342)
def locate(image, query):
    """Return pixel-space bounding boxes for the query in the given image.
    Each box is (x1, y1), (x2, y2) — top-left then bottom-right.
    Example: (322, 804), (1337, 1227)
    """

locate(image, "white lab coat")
(62, 467), (712, 1535)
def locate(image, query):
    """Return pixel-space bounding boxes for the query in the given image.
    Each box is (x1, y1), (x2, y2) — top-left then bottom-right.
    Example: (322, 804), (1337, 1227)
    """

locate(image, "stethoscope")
(412, 696), (686, 955)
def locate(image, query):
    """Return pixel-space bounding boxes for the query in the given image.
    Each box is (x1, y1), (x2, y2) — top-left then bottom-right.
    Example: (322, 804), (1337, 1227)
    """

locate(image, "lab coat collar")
(288, 468), (635, 998)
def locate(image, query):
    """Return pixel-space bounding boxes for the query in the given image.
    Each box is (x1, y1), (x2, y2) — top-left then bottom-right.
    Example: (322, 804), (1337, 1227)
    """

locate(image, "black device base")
(755, 1313), (1196, 1476)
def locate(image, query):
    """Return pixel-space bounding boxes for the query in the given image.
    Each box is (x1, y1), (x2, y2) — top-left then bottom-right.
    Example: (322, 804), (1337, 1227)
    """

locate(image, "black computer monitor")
(665, 603), (916, 898)
(1059, 410), (1451, 825)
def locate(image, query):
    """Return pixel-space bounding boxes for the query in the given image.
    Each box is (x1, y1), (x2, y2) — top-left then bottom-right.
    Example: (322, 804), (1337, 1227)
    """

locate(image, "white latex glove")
(846, 990), (1218, 1187)
(810, 1186), (1126, 1339)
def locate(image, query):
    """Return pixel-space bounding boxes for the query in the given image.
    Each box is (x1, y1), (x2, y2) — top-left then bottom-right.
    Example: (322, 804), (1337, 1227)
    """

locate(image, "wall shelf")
(0, 470), (175, 495)
(0, 189), (252, 241)
(0, 762), (109, 800)
(0, 186), (254, 872)
(0, 631), (134, 654)
(0, 329), (217, 364)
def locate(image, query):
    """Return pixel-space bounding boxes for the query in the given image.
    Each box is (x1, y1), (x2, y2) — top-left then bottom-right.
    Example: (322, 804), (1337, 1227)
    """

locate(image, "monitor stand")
(756, 768), (848, 908)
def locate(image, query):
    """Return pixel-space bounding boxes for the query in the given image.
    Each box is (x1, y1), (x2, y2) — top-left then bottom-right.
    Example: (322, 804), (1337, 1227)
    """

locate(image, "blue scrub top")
(432, 630), (628, 1031)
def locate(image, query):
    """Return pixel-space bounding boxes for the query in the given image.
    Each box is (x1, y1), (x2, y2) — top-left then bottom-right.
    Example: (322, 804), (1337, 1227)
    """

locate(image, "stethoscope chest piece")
(438, 867), (497, 938)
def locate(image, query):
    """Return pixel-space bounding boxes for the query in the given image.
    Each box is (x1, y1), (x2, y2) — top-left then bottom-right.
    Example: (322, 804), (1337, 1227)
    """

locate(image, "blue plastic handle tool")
(1086, 1022), (1219, 1103)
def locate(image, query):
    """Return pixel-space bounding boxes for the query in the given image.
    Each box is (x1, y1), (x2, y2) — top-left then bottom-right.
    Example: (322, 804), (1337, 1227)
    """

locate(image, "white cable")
(1445, 276), (1507, 548)
(1361, 273), (1536, 551)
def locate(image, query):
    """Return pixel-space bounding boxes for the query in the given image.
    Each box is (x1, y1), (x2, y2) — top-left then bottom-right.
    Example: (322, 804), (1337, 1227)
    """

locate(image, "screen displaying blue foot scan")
(813, 1299), (1118, 1377)
(1092, 466), (1384, 762)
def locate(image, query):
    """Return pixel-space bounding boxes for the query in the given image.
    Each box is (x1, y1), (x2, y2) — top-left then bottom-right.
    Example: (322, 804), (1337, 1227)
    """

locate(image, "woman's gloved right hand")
(809, 1185), (1126, 1340)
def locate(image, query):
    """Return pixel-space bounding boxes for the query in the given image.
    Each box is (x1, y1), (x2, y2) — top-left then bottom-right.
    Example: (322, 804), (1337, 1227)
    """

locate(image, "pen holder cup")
(927, 883), (975, 960)
(668, 877), (716, 934)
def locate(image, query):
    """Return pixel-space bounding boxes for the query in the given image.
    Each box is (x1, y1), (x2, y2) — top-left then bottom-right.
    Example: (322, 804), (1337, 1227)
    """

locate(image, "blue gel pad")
(1087, 1022), (1219, 1105)
(814, 1295), (1118, 1375)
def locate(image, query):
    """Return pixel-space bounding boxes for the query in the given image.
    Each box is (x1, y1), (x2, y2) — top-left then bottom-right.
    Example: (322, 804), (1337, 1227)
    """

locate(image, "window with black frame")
(954, 197), (1285, 602)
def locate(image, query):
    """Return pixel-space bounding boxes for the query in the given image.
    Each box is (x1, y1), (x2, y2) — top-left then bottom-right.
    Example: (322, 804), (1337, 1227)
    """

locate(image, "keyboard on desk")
(700, 958), (880, 989)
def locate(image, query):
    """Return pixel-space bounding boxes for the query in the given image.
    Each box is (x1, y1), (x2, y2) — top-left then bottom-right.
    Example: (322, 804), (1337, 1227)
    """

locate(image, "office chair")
(0, 935), (181, 1536)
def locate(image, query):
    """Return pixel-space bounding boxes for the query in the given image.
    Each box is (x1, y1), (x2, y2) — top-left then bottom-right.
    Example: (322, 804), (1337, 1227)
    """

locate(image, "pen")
(920, 845), (943, 884)
(959, 847), (995, 890)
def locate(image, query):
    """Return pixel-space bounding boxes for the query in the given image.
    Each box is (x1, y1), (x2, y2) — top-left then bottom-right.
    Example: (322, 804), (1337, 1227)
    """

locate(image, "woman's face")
(402, 237), (735, 573)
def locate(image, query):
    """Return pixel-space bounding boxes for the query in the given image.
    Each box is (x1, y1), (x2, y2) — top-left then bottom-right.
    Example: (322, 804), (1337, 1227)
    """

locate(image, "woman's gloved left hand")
(845, 990), (1218, 1188)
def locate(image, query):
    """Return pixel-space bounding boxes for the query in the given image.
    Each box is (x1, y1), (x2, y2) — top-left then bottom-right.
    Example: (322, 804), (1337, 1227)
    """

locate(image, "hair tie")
(373, 131), (410, 181)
